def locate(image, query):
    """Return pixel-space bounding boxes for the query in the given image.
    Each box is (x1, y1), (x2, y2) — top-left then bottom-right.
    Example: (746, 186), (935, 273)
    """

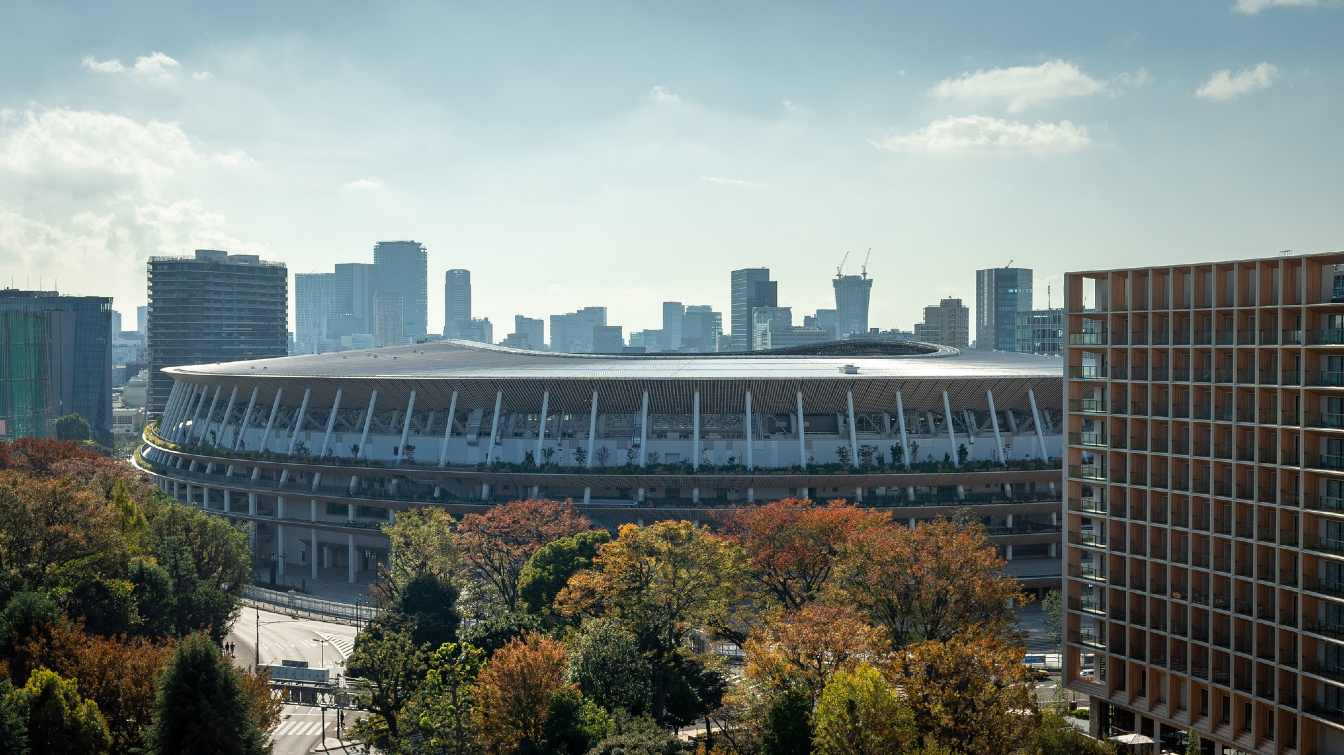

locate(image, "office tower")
(1063, 252), (1344, 753)
(0, 289), (112, 440)
(805, 309), (839, 340)
(833, 274), (873, 339)
(458, 318), (493, 344)
(372, 241), (427, 342)
(294, 272), (336, 354)
(662, 302), (685, 350)
(1015, 308), (1064, 355)
(976, 267), (1033, 351)
(146, 250), (287, 414)
(751, 306), (793, 351)
(592, 325), (624, 354)
(110, 310), (122, 338)
(501, 315), (544, 350)
(444, 269), (472, 338)
(550, 307), (607, 354)
(731, 268), (777, 351)
(136, 305), (149, 335)
(913, 298), (970, 348)
(332, 262), (375, 336)
(682, 305), (722, 353)
(373, 291), (405, 347)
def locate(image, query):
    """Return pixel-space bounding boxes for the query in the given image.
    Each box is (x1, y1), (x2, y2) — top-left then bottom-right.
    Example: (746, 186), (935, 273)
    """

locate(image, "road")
(228, 607), (361, 755)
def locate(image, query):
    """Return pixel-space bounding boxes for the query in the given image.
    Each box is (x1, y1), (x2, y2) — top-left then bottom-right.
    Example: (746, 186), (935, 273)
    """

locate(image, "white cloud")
(192, 71), (214, 81)
(1233, 0), (1319, 14)
(1195, 62), (1279, 101)
(873, 115), (1091, 154)
(649, 85), (682, 105)
(930, 60), (1103, 112)
(81, 51), (184, 80)
(342, 177), (385, 191)
(700, 176), (763, 187)
(1112, 67), (1152, 91)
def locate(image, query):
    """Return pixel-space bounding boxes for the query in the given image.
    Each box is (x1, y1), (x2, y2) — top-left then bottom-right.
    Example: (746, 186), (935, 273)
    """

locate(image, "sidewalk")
(255, 565), (379, 605)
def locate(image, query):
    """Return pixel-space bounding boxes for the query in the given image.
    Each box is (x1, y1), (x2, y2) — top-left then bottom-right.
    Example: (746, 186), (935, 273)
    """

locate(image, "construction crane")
(836, 250), (850, 278)
(1006, 259), (1014, 269)
(861, 248), (871, 278)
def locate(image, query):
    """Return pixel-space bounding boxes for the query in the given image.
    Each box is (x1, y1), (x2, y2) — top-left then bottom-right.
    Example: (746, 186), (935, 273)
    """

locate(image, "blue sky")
(1, 0), (1340, 337)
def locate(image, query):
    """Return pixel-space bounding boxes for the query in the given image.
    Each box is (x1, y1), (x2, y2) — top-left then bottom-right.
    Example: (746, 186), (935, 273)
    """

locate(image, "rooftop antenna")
(1005, 259), (1014, 269)
(835, 250), (851, 278)
(1047, 284), (1052, 310)
(861, 248), (872, 278)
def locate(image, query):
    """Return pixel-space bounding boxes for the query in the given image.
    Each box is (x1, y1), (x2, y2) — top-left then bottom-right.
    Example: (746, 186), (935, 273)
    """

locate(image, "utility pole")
(254, 604), (260, 671)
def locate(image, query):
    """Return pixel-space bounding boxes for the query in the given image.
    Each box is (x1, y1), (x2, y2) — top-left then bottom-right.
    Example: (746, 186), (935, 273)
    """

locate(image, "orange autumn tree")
(471, 633), (571, 754)
(455, 500), (591, 611)
(722, 498), (886, 614)
(835, 517), (1027, 648)
(744, 602), (887, 704)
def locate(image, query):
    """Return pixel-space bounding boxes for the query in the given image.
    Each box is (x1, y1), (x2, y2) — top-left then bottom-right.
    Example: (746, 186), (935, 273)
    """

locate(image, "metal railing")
(242, 585), (381, 627)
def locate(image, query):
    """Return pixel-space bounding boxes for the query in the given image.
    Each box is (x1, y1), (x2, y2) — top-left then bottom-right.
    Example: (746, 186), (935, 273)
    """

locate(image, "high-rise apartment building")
(730, 268), (776, 351)
(373, 291), (405, 348)
(1063, 252), (1344, 754)
(294, 272), (335, 354)
(332, 262), (375, 338)
(914, 298), (970, 348)
(550, 307), (608, 354)
(136, 305), (149, 335)
(977, 267), (1033, 351)
(0, 289), (112, 440)
(833, 273), (873, 339)
(662, 302), (685, 350)
(146, 250), (287, 414)
(444, 269), (472, 339)
(372, 241), (427, 343)
(683, 305), (721, 353)
(593, 325), (624, 354)
(1016, 308), (1065, 356)
(501, 315), (544, 350)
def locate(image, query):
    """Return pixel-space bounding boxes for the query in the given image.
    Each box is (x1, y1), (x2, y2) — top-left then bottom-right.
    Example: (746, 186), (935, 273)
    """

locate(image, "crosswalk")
(274, 718), (328, 738)
(321, 633), (355, 661)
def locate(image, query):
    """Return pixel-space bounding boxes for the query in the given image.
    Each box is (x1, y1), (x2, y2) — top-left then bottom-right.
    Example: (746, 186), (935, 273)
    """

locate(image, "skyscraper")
(913, 298), (970, 348)
(502, 315), (544, 350)
(833, 273), (873, 339)
(146, 250), (287, 414)
(730, 268), (776, 351)
(662, 302), (685, 350)
(136, 305), (148, 335)
(751, 306), (793, 351)
(444, 269), (472, 338)
(0, 289), (112, 440)
(976, 267), (1033, 351)
(682, 305), (721, 353)
(294, 272), (335, 354)
(550, 307), (607, 354)
(372, 241), (427, 343)
(332, 262), (375, 337)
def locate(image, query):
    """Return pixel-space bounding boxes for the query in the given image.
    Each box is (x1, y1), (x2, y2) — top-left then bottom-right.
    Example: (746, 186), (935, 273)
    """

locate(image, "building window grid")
(1063, 258), (1344, 752)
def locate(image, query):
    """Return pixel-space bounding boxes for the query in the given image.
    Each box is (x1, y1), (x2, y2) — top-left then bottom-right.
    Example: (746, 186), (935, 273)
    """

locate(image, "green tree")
(150, 633), (266, 755)
(1186, 728), (1200, 755)
(568, 618), (652, 716)
(1032, 711), (1114, 755)
(455, 500), (591, 612)
(0, 680), (27, 755)
(0, 591), (64, 684)
(517, 529), (611, 618)
(147, 505), (251, 641)
(586, 715), (689, 755)
(53, 414), (91, 442)
(396, 572), (461, 649)
(460, 609), (545, 657)
(812, 664), (914, 755)
(13, 668), (111, 755)
(1042, 590), (1062, 646)
(535, 688), (611, 755)
(348, 614), (427, 751)
(382, 508), (460, 598)
(398, 642), (485, 755)
(762, 683), (813, 755)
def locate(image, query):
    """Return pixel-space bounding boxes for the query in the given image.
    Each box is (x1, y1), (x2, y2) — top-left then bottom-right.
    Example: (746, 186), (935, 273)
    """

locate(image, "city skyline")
(3, 3), (1340, 337)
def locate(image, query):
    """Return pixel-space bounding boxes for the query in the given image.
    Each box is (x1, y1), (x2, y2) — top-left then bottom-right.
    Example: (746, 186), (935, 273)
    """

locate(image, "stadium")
(134, 340), (1065, 591)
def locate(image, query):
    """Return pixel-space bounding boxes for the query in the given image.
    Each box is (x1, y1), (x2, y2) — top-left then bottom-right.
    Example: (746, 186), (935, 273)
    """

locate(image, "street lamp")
(313, 636), (326, 668)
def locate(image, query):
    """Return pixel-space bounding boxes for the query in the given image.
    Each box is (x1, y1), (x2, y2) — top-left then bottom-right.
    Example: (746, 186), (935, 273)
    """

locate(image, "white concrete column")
(277, 523), (286, 582)
(310, 499), (318, 580)
(1028, 388), (1049, 460)
(533, 389), (550, 464)
(160, 383), (183, 437)
(692, 390), (701, 470)
(347, 533), (356, 584)
(745, 391), (754, 470)
(895, 390), (911, 469)
(211, 385), (239, 447)
(395, 390), (417, 464)
(438, 390), (458, 466)
(484, 390), (503, 465)
(258, 388), (284, 452)
(845, 389), (859, 469)
(797, 390), (807, 470)
(192, 385), (221, 443)
(233, 386), (259, 451)
(585, 390), (599, 468)
(286, 388), (312, 456)
(357, 389), (378, 459)
(180, 385), (204, 440)
(638, 390), (650, 467)
(169, 384), (195, 440)
(942, 390), (959, 468)
(318, 388), (343, 458)
(986, 389), (1007, 466)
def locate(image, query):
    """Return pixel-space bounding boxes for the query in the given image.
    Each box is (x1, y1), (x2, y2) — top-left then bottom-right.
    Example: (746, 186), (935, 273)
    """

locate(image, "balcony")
(1314, 370), (1344, 387)
(1071, 399), (1107, 415)
(1069, 367), (1107, 381)
(1313, 452), (1344, 471)
(1069, 332), (1107, 346)
(1070, 431), (1107, 448)
(1314, 328), (1344, 346)
(1308, 495), (1344, 513)
(1070, 465), (1107, 481)
(1305, 536), (1344, 557)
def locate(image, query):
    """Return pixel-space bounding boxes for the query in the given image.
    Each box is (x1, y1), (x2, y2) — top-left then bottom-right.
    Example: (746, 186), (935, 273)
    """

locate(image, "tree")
(517, 529), (611, 618)
(460, 610), (545, 658)
(54, 414), (91, 442)
(586, 715), (689, 755)
(835, 518), (1026, 648)
(13, 668), (111, 755)
(398, 642), (485, 755)
(150, 633), (266, 755)
(472, 633), (571, 755)
(745, 603), (887, 704)
(0, 591), (64, 684)
(396, 572), (461, 649)
(811, 664), (914, 755)
(381, 507), (460, 598)
(1042, 590), (1063, 646)
(456, 500), (590, 612)
(556, 521), (741, 723)
(761, 683), (813, 755)
(1032, 711), (1115, 755)
(0, 680), (26, 755)
(722, 499), (885, 612)
(348, 614), (427, 750)
(889, 632), (1037, 755)
(147, 504), (251, 641)
(569, 618), (652, 716)
(536, 687), (611, 755)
